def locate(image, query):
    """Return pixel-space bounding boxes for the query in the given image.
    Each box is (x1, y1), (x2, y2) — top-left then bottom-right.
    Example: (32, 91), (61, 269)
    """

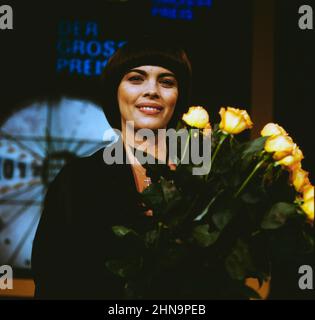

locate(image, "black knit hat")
(100, 36), (192, 129)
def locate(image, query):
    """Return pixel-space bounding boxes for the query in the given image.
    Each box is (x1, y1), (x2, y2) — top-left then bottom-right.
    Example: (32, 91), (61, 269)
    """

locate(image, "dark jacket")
(31, 145), (147, 299)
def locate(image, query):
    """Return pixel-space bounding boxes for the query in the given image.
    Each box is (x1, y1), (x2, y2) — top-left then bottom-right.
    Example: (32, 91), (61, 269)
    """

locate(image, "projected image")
(0, 98), (115, 272)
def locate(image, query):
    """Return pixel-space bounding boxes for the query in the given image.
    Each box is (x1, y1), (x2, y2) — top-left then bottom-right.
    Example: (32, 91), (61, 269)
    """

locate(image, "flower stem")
(212, 133), (228, 166)
(205, 133), (228, 181)
(194, 189), (224, 221)
(234, 157), (266, 198)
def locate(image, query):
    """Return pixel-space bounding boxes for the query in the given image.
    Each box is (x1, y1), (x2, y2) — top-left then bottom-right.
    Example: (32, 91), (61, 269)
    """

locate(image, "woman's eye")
(160, 78), (176, 87)
(128, 76), (143, 82)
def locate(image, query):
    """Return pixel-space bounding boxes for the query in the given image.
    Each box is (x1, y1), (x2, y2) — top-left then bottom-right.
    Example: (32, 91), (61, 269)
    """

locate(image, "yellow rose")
(182, 106), (210, 129)
(202, 122), (212, 137)
(264, 135), (294, 158)
(302, 184), (314, 202)
(276, 144), (304, 167)
(300, 197), (314, 222)
(288, 161), (302, 173)
(261, 123), (288, 137)
(290, 167), (310, 193)
(219, 107), (253, 134)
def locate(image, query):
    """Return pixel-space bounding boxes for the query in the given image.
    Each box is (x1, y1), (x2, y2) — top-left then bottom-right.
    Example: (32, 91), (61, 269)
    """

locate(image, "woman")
(31, 36), (192, 299)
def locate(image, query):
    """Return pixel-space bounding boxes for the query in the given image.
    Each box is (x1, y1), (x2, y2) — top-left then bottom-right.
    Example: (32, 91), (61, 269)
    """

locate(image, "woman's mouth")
(136, 104), (163, 115)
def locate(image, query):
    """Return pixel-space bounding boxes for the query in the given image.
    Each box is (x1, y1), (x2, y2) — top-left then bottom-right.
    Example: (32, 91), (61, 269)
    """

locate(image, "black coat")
(31, 145), (147, 299)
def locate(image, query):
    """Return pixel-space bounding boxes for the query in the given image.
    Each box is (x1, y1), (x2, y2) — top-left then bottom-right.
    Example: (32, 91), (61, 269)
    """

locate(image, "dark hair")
(100, 36), (192, 129)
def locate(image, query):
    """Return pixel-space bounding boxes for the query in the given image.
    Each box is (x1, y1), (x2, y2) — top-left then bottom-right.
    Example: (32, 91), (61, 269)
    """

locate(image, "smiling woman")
(118, 65), (179, 130)
(100, 36), (192, 131)
(31, 36), (193, 299)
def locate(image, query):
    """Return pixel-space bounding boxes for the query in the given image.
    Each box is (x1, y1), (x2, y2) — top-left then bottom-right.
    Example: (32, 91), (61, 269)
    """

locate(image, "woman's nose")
(143, 81), (160, 98)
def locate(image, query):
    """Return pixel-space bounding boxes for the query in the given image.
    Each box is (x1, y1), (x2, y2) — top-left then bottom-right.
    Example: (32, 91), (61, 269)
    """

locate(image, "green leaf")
(241, 136), (268, 159)
(261, 202), (297, 230)
(239, 137), (268, 171)
(225, 239), (255, 281)
(212, 208), (234, 230)
(105, 257), (143, 278)
(192, 224), (220, 247)
(112, 225), (138, 237)
(141, 183), (165, 212)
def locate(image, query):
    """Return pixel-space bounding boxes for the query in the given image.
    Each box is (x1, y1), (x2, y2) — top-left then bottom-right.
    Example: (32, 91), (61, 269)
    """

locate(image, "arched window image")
(0, 98), (115, 272)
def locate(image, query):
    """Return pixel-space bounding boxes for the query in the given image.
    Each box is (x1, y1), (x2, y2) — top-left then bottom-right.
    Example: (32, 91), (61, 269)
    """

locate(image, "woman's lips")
(136, 104), (163, 115)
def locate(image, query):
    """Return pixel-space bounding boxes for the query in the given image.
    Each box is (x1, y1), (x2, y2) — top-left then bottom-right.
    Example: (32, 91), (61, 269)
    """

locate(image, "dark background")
(1, 0), (252, 124)
(274, 0), (314, 175)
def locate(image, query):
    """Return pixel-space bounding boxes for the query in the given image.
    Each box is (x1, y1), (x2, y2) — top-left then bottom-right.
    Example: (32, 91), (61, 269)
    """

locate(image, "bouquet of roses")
(106, 106), (314, 299)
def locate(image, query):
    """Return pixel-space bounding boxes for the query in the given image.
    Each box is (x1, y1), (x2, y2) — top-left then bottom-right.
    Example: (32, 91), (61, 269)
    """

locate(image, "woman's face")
(117, 65), (179, 130)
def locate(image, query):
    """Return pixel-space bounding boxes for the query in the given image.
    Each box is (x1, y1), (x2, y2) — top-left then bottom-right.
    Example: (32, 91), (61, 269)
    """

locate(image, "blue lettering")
(69, 59), (82, 74)
(85, 21), (98, 37)
(178, 8), (193, 20)
(56, 59), (68, 72)
(72, 40), (85, 55)
(95, 59), (108, 75)
(86, 40), (102, 57)
(83, 59), (92, 76)
(103, 40), (115, 57)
